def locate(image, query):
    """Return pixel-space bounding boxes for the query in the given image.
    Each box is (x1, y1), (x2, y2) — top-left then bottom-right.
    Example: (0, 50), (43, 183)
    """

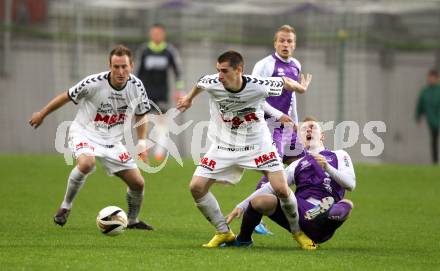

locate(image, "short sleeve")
(291, 58), (302, 73)
(252, 57), (274, 77)
(252, 60), (267, 77)
(196, 74), (219, 89)
(252, 76), (284, 97)
(134, 80), (151, 116)
(68, 75), (96, 104)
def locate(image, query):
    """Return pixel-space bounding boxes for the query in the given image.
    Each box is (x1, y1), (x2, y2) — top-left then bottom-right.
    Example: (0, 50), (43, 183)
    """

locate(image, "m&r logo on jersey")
(221, 112), (259, 129)
(254, 151), (278, 167)
(118, 152), (131, 163)
(94, 113), (126, 126)
(199, 157), (216, 171)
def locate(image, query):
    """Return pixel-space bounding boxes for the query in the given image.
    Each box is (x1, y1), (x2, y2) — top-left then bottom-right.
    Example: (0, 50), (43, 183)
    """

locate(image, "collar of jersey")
(107, 72), (127, 91)
(148, 41), (167, 53)
(224, 76), (247, 93)
(274, 52), (293, 64)
(307, 145), (325, 154)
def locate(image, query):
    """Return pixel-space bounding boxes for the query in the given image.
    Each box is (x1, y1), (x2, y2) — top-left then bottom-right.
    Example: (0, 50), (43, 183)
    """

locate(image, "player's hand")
(310, 153), (328, 169)
(226, 207), (244, 224)
(176, 95), (192, 112)
(138, 150), (149, 164)
(136, 140), (149, 164)
(29, 112), (44, 129)
(279, 114), (293, 125)
(173, 90), (184, 104)
(300, 73), (312, 91)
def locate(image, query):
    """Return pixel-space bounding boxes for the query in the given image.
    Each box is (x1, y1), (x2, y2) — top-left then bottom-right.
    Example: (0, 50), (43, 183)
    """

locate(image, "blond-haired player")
(29, 45), (153, 230)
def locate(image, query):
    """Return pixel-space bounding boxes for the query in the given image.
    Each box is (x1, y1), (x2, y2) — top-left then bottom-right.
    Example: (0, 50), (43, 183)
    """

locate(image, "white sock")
(195, 192), (229, 233)
(279, 190), (300, 233)
(127, 189), (144, 225)
(61, 167), (88, 210)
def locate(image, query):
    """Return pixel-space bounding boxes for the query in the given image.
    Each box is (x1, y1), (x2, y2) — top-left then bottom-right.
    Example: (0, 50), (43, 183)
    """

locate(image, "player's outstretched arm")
(226, 183), (277, 225)
(263, 101), (282, 119)
(29, 91), (70, 129)
(135, 114), (149, 163)
(226, 207), (244, 224)
(263, 102), (294, 126)
(282, 73), (312, 94)
(176, 85), (204, 112)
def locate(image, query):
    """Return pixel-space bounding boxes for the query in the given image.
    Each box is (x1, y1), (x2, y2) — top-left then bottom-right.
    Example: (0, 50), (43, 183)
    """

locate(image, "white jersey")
(68, 71), (150, 145)
(196, 74), (285, 147)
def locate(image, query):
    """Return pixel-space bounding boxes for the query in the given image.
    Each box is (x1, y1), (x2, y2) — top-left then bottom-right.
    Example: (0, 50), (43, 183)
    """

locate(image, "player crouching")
(226, 116), (356, 249)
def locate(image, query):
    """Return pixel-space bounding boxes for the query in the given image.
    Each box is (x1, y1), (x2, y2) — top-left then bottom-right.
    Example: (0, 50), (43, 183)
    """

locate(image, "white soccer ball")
(96, 206), (128, 236)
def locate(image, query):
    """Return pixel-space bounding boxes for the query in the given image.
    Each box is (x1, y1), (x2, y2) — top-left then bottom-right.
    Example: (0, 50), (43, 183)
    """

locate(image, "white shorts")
(194, 142), (284, 184)
(68, 132), (137, 176)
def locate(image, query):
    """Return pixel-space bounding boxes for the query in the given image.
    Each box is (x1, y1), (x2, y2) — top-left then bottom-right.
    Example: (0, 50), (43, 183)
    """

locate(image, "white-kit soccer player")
(252, 24), (306, 235)
(176, 50), (315, 249)
(29, 45), (153, 230)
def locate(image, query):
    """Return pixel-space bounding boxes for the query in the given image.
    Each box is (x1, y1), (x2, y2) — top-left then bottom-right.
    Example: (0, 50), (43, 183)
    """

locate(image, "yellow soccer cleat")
(202, 231), (236, 248)
(293, 231), (317, 250)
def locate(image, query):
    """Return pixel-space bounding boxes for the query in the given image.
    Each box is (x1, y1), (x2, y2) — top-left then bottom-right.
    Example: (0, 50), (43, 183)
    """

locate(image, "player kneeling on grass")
(29, 45), (153, 230)
(177, 50), (315, 249)
(225, 116), (356, 248)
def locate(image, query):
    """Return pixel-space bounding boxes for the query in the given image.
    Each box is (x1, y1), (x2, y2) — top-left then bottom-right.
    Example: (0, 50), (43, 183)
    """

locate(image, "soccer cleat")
(293, 231), (317, 250)
(328, 199), (353, 221)
(220, 238), (253, 248)
(202, 230), (236, 248)
(254, 222), (274, 235)
(127, 220), (154, 230)
(53, 208), (71, 226)
(304, 196), (335, 221)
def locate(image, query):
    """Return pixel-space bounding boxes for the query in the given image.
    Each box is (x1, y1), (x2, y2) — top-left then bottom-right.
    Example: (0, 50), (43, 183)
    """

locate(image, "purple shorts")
(268, 197), (345, 244)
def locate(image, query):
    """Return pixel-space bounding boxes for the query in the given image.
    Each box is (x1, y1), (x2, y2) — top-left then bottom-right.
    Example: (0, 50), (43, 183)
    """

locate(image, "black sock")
(237, 202), (263, 242)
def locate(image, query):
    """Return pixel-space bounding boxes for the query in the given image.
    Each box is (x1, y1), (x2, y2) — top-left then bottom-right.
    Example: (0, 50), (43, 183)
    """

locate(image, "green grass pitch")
(0, 155), (439, 270)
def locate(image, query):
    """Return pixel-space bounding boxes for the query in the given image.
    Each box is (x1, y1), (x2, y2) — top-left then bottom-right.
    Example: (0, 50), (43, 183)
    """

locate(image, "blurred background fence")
(1, 0), (440, 164)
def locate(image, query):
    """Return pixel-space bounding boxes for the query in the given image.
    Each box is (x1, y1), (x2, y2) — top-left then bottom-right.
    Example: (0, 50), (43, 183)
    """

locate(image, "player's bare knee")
(77, 156), (96, 174)
(189, 182), (203, 198)
(117, 169), (144, 191)
(189, 178), (208, 199)
(251, 197), (264, 210)
(273, 186), (290, 199)
(133, 177), (145, 191)
(128, 174), (145, 191)
(251, 195), (277, 215)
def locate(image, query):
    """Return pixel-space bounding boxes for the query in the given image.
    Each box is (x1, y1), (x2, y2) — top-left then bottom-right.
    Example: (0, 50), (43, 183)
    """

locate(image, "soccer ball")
(96, 206), (128, 236)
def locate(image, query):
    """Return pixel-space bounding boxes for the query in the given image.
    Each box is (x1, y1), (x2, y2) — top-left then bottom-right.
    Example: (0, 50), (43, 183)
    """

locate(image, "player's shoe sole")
(293, 231), (317, 250)
(254, 222), (273, 235)
(202, 231), (235, 248)
(304, 196), (335, 221)
(53, 208), (70, 226)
